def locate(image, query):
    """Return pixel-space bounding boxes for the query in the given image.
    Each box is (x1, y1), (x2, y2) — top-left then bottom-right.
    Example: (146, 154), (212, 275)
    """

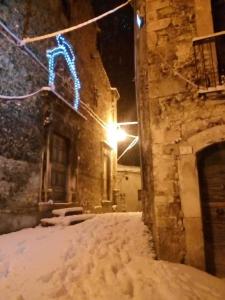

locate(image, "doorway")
(102, 144), (112, 201)
(197, 142), (225, 277)
(50, 133), (69, 202)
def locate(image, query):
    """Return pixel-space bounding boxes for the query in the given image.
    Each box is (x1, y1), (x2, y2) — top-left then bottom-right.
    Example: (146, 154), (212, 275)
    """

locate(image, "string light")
(46, 34), (81, 110)
(0, 21), (106, 127)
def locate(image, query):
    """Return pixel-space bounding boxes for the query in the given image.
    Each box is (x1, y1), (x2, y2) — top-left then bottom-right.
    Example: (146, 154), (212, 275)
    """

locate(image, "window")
(193, 0), (225, 91)
(212, 0), (225, 80)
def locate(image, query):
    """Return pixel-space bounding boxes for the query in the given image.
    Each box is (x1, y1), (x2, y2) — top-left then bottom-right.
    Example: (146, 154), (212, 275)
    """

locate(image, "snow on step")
(41, 214), (95, 227)
(52, 207), (83, 217)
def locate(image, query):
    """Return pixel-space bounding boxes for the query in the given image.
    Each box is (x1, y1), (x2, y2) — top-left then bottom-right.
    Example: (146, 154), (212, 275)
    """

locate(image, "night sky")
(91, 0), (140, 166)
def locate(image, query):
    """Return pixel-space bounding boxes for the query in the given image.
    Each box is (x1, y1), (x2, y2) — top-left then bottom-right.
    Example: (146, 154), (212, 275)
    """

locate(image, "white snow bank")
(0, 213), (224, 300)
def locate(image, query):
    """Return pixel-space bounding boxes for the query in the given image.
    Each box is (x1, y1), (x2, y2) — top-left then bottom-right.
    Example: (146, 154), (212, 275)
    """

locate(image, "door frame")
(41, 121), (79, 204)
(49, 132), (70, 203)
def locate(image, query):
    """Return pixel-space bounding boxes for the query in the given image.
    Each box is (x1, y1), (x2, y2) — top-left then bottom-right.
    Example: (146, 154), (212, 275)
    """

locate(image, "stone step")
(40, 214), (95, 227)
(52, 207), (83, 217)
(101, 200), (112, 205)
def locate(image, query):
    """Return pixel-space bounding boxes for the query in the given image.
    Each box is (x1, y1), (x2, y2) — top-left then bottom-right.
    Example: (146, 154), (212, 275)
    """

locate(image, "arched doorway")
(197, 142), (225, 277)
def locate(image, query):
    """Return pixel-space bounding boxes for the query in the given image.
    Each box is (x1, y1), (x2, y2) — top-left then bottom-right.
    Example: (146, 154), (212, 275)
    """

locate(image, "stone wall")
(138, 0), (225, 268)
(117, 164), (141, 212)
(69, 0), (118, 210)
(0, 0), (115, 233)
(0, 0), (50, 232)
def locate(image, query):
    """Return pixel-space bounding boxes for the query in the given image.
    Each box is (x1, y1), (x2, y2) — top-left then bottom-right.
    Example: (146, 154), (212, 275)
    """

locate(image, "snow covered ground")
(0, 213), (225, 300)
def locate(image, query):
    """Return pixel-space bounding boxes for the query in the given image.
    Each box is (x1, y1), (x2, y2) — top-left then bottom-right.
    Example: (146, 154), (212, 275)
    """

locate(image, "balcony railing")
(193, 31), (225, 93)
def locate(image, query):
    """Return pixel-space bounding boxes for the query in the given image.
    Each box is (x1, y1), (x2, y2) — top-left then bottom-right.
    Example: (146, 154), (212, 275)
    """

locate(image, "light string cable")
(0, 86), (51, 100)
(0, 21), (106, 129)
(157, 52), (198, 89)
(117, 136), (139, 162)
(21, 0), (132, 45)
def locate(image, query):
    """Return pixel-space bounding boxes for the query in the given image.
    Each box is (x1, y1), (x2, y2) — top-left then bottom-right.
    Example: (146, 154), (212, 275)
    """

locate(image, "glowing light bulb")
(106, 123), (127, 149)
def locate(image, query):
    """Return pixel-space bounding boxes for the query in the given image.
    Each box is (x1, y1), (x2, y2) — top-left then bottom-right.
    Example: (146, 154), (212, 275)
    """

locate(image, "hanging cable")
(157, 53), (198, 89)
(21, 0), (132, 45)
(0, 86), (51, 100)
(0, 20), (49, 72)
(117, 136), (139, 161)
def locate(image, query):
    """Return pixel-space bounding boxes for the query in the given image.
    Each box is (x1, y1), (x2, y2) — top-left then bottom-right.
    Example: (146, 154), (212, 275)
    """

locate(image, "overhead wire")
(117, 136), (139, 161)
(21, 0), (132, 45)
(0, 20), (49, 72)
(0, 1), (199, 131)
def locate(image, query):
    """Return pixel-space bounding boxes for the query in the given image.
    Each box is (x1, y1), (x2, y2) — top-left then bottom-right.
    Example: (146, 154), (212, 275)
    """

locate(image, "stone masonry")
(137, 0), (225, 270)
(0, 0), (117, 233)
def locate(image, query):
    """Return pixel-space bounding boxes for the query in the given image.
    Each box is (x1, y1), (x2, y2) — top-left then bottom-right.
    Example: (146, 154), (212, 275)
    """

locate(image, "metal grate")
(193, 31), (225, 91)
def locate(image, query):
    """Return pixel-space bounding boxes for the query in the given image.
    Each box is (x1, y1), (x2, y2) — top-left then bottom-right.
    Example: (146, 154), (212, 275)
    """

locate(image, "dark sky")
(91, 0), (140, 165)
(91, 0), (136, 122)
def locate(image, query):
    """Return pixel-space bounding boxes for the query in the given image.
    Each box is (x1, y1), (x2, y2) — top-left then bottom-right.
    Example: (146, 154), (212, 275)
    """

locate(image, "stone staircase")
(40, 206), (95, 227)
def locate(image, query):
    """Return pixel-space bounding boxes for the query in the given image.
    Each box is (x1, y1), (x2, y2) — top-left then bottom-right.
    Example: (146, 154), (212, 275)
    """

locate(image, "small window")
(211, 0), (225, 81)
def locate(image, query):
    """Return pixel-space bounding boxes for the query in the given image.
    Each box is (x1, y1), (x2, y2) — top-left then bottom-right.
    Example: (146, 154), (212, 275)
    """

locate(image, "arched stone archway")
(178, 125), (225, 271)
(197, 141), (225, 276)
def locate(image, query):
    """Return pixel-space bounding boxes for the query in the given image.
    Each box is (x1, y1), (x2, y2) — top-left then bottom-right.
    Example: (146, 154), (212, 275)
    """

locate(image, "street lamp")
(116, 128), (127, 142)
(106, 123), (128, 149)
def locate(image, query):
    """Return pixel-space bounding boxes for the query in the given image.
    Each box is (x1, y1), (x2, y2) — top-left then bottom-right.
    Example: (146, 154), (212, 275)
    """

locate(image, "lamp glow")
(106, 123), (127, 149)
(116, 128), (127, 142)
(46, 34), (81, 110)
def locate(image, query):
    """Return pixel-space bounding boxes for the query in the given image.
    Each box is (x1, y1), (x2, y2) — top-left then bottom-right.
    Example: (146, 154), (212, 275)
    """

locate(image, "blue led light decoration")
(136, 11), (144, 29)
(46, 34), (81, 110)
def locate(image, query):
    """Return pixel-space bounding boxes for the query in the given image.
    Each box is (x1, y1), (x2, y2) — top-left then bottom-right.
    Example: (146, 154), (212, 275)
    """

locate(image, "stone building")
(0, 0), (118, 234)
(136, 0), (225, 276)
(117, 164), (141, 212)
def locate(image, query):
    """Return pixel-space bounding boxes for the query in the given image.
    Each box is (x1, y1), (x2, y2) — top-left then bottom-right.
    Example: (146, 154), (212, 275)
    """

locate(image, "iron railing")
(193, 31), (225, 91)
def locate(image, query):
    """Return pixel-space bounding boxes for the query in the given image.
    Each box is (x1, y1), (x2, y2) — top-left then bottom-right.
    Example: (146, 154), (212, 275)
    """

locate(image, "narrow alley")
(0, 213), (225, 300)
(1, 0), (225, 298)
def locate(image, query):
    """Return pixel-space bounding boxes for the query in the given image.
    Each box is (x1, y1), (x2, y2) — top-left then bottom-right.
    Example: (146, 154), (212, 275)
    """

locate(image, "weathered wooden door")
(50, 133), (69, 202)
(197, 142), (225, 277)
(102, 143), (113, 201)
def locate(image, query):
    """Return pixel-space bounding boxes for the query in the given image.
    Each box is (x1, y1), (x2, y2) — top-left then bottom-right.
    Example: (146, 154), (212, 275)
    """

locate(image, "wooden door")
(102, 145), (111, 201)
(50, 134), (69, 202)
(197, 142), (225, 277)
(103, 153), (111, 200)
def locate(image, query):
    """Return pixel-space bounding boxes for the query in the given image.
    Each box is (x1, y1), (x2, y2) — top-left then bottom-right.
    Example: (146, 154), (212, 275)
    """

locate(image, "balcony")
(193, 31), (225, 95)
